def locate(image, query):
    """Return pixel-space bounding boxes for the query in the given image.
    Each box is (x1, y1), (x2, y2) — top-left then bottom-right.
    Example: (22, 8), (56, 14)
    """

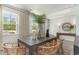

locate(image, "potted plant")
(32, 13), (46, 38)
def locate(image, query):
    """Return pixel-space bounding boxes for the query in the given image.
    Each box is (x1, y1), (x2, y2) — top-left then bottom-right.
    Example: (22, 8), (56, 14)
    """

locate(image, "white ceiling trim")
(1, 4), (30, 13)
(47, 5), (78, 19)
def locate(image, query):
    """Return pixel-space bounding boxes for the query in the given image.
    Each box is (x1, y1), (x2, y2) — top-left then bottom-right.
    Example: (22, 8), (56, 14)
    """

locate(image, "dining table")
(18, 35), (57, 55)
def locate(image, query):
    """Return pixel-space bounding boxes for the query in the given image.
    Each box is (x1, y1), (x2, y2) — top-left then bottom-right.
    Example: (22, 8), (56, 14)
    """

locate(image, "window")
(30, 14), (38, 33)
(32, 19), (38, 31)
(2, 10), (19, 35)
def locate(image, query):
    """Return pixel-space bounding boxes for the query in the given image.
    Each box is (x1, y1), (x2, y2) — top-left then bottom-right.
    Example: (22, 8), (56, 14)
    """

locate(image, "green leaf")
(32, 13), (46, 24)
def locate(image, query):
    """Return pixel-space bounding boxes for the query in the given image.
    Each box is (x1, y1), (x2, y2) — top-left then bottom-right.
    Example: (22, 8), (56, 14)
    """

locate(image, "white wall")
(49, 15), (76, 36)
(72, 5), (79, 36)
(0, 5), (3, 44)
(47, 5), (79, 47)
(49, 18), (62, 36)
(2, 35), (18, 43)
(76, 16), (79, 36)
(2, 6), (30, 43)
(47, 5), (79, 36)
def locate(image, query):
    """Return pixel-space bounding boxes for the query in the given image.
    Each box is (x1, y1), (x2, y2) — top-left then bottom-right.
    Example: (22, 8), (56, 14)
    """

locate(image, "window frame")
(2, 10), (19, 35)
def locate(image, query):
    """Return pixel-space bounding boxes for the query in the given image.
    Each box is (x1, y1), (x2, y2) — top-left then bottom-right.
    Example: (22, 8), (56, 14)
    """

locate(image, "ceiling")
(10, 4), (76, 15)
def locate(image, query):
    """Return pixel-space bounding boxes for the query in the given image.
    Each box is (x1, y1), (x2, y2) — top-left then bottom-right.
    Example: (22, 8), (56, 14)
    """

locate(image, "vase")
(46, 29), (49, 37)
(38, 23), (45, 39)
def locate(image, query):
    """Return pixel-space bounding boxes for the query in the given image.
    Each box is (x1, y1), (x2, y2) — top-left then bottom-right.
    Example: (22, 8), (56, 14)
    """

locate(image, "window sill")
(3, 34), (19, 36)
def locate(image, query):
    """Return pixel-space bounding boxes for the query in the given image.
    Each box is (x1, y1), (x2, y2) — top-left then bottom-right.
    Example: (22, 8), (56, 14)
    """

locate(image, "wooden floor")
(74, 45), (79, 55)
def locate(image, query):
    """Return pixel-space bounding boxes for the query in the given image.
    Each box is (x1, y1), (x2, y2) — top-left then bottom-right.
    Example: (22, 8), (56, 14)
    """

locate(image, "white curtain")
(0, 5), (3, 45)
(19, 10), (30, 38)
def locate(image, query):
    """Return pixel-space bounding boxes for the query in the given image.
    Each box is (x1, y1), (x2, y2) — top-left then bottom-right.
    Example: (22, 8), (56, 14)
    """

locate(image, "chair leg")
(58, 46), (64, 55)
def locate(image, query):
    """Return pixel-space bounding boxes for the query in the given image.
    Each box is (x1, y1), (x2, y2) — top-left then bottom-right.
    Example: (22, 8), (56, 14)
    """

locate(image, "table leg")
(29, 46), (37, 55)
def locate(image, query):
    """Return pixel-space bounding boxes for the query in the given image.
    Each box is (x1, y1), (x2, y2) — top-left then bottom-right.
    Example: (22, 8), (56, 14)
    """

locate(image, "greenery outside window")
(3, 10), (19, 35)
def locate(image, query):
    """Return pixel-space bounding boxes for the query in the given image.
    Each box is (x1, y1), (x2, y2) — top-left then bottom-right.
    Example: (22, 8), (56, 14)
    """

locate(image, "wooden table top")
(18, 35), (56, 46)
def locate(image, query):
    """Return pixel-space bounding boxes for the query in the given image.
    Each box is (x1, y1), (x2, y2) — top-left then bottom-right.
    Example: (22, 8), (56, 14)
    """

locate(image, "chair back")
(17, 47), (27, 55)
(3, 43), (28, 55)
(57, 33), (76, 55)
(37, 41), (60, 55)
(3, 43), (18, 55)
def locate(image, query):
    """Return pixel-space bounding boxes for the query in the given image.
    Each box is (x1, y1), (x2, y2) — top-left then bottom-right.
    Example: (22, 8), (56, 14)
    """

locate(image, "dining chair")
(36, 40), (60, 55)
(2, 43), (18, 55)
(57, 39), (64, 54)
(57, 33), (76, 55)
(17, 47), (28, 55)
(2, 43), (29, 55)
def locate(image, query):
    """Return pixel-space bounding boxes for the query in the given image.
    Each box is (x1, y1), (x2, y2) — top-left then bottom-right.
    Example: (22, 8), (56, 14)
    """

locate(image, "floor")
(74, 36), (79, 55)
(74, 45), (79, 55)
